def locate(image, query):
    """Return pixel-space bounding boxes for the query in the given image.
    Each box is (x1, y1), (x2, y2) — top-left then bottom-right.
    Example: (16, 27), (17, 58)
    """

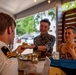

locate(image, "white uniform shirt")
(0, 41), (18, 75)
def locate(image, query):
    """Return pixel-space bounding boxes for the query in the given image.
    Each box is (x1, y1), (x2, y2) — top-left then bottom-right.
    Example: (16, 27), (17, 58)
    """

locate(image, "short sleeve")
(1, 58), (18, 75)
(46, 35), (55, 53)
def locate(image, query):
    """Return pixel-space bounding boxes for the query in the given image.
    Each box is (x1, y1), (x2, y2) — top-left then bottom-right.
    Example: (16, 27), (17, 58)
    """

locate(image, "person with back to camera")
(57, 26), (76, 60)
(31, 19), (55, 57)
(0, 12), (27, 75)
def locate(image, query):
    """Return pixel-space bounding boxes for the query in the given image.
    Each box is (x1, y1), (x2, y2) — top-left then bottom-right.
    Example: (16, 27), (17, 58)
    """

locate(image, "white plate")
(19, 54), (31, 61)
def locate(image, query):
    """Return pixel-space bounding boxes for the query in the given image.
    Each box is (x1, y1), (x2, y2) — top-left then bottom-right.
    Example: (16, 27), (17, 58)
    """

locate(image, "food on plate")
(28, 54), (32, 60)
(19, 54), (32, 60)
(22, 42), (29, 48)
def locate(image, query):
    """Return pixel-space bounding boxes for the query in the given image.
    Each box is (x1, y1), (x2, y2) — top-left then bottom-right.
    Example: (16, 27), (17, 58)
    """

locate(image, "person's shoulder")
(48, 34), (55, 40)
(58, 43), (65, 48)
(48, 34), (55, 38)
(34, 35), (40, 39)
(58, 43), (64, 47)
(57, 43), (64, 51)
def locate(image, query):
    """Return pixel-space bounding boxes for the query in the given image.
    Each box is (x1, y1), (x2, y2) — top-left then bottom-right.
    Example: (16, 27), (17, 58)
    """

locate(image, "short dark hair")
(0, 12), (16, 35)
(40, 18), (51, 26)
(65, 26), (76, 34)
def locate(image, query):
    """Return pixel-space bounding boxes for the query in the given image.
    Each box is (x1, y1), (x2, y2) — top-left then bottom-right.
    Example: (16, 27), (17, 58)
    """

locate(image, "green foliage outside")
(16, 16), (37, 36)
(62, 1), (76, 11)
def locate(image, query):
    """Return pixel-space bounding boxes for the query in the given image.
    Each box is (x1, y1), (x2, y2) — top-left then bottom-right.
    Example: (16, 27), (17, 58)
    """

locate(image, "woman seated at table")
(57, 26), (76, 60)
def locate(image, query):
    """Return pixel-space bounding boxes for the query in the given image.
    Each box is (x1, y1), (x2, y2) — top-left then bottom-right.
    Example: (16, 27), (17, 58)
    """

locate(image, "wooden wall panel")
(58, 8), (76, 44)
(62, 8), (76, 42)
(57, 18), (63, 45)
(63, 8), (76, 27)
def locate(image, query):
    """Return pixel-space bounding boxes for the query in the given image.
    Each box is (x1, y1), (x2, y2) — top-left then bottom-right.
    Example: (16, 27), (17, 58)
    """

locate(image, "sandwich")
(22, 42), (29, 48)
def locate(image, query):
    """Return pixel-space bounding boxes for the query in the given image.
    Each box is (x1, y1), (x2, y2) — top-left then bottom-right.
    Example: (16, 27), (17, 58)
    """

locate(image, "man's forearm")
(37, 46), (47, 51)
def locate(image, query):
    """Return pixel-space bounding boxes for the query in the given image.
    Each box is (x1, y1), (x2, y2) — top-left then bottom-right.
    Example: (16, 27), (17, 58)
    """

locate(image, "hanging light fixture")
(34, 0), (37, 2)
(34, 0), (51, 3)
(48, 0), (51, 4)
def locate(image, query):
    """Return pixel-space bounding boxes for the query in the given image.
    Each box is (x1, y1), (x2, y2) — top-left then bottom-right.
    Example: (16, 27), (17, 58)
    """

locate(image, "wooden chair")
(48, 66), (66, 75)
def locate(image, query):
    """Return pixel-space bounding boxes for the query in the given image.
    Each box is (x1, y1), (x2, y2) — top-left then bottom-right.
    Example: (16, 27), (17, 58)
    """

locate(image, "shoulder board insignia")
(1, 46), (16, 58)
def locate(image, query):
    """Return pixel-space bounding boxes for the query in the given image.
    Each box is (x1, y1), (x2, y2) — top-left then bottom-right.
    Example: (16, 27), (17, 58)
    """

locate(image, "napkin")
(42, 56), (51, 75)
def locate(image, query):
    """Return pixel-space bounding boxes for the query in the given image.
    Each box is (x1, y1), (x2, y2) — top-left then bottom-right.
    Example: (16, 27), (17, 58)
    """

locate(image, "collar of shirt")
(0, 41), (8, 48)
(40, 33), (49, 39)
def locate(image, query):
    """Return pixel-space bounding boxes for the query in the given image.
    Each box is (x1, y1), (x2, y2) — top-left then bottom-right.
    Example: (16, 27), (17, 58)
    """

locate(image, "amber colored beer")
(31, 53), (38, 64)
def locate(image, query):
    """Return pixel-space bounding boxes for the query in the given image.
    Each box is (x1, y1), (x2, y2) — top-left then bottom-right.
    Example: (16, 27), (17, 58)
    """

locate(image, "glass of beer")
(31, 53), (38, 64)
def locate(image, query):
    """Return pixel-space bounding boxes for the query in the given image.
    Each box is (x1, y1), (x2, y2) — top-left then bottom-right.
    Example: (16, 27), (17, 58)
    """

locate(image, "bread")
(22, 42), (28, 45)
(22, 42), (29, 48)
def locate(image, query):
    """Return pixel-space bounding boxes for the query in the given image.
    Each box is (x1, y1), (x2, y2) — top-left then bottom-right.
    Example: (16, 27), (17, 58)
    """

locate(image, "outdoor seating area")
(0, 0), (76, 75)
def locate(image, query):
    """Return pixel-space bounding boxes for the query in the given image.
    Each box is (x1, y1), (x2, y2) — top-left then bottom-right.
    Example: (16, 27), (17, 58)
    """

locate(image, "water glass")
(52, 51), (59, 60)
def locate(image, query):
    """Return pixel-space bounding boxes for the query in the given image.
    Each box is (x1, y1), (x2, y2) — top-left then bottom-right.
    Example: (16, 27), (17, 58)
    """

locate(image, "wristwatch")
(33, 45), (38, 51)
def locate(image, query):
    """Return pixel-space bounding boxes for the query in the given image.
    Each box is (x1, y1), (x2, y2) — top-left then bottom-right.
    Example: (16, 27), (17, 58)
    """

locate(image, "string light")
(34, 0), (51, 3)
(48, 0), (51, 4)
(34, 0), (37, 2)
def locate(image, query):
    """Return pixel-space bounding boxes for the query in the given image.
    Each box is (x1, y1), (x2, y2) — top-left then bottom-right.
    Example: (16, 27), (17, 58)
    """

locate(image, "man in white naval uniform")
(0, 13), (25, 75)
